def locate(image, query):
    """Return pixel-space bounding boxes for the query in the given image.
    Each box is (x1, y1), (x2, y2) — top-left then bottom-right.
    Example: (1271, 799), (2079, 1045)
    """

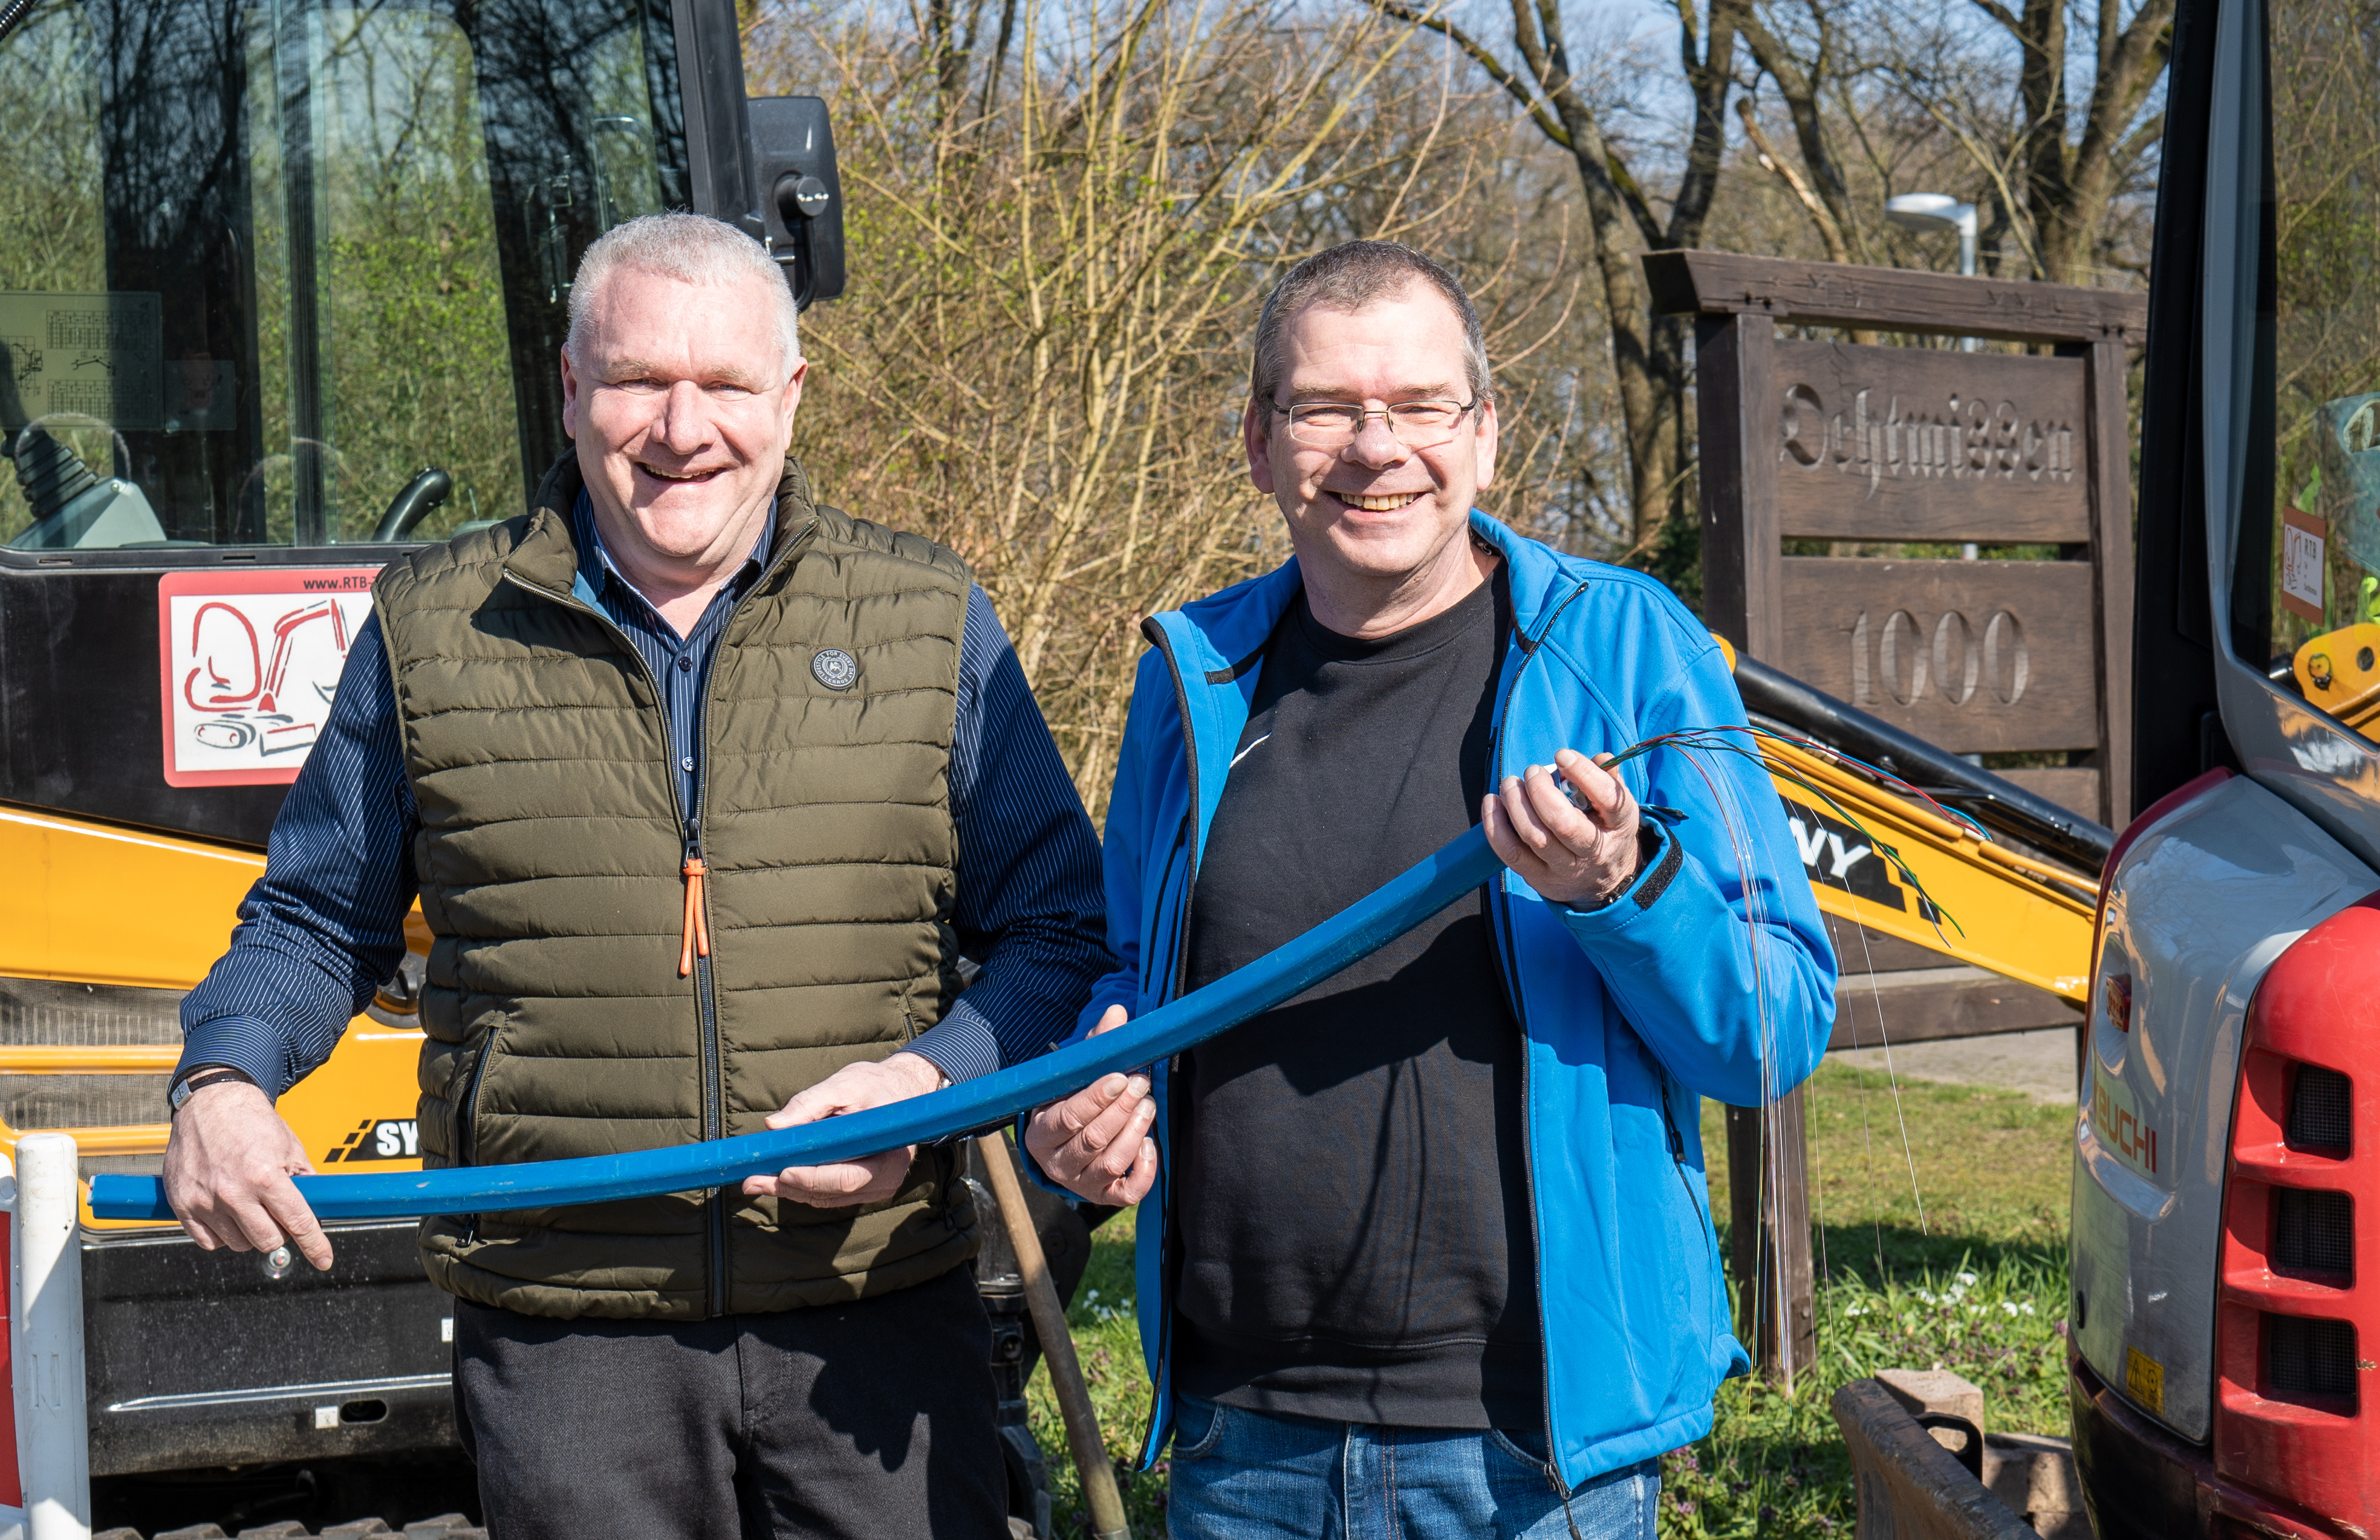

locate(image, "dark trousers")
(452, 1265), (1009, 1540)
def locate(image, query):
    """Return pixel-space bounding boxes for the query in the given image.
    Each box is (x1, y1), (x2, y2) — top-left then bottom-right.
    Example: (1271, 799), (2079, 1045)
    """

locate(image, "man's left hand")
(1483, 747), (1644, 908)
(741, 1051), (945, 1207)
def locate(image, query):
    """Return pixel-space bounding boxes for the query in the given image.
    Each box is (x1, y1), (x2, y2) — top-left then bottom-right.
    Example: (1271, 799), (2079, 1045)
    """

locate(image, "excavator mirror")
(747, 96), (845, 311)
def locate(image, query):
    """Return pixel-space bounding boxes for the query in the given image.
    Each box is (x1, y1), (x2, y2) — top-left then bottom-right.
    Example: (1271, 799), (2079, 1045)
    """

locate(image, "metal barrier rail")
(92, 827), (1507, 1223)
(0, 1048), (179, 1073)
(0, 1046), (178, 1189)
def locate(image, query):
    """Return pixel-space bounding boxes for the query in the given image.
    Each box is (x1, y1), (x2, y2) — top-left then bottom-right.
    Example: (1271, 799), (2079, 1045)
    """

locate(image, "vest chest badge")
(811, 648), (859, 690)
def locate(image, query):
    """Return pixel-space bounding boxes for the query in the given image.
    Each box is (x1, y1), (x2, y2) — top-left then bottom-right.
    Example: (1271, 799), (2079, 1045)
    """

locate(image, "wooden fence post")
(1727, 1094), (1818, 1390)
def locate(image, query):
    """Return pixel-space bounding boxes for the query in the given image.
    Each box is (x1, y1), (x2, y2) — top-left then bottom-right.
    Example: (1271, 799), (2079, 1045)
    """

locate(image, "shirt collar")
(569, 487), (772, 611)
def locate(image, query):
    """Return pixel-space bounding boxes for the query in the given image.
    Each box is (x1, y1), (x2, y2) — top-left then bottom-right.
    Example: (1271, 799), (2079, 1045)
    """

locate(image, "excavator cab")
(0, 0), (840, 845)
(2071, 0), (2380, 1529)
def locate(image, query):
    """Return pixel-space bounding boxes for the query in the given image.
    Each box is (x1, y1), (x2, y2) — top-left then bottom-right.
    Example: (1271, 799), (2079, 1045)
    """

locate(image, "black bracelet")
(169, 1066), (256, 1116)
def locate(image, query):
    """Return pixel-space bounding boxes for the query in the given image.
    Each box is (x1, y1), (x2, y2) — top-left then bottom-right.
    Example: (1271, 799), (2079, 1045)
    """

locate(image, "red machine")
(2067, 0), (2380, 1529)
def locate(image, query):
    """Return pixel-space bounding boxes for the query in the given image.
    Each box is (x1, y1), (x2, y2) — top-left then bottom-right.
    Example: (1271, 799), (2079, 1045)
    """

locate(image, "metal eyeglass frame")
(1268, 395), (1481, 450)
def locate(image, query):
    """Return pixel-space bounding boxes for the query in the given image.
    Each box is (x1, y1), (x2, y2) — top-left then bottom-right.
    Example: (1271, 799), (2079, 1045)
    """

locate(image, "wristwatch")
(168, 1065), (256, 1116)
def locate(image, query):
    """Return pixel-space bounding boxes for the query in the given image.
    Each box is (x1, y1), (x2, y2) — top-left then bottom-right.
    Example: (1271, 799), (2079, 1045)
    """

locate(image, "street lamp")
(1889, 193), (1981, 369)
(1885, 192), (1978, 276)
(1887, 194), (1982, 556)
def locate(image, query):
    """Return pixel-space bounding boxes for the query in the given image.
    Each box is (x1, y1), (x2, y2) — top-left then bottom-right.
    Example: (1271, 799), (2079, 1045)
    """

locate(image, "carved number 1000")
(1849, 609), (2029, 708)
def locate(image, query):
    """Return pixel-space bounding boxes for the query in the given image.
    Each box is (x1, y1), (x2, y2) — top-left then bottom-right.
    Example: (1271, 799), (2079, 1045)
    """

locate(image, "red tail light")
(2212, 894), (2380, 1527)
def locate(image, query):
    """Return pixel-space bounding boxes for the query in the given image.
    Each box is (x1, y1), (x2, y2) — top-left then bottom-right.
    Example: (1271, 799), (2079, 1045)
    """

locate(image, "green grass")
(1025, 1204), (1170, 1536)
(1021, 1059), (2078, 1538)
(1665, 1061), (2076, 1536)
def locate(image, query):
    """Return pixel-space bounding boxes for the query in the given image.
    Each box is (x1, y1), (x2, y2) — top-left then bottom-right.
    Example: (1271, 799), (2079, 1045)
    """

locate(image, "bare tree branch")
(1359, 0), (1570, 147)
(1736, 94), (1848, 260)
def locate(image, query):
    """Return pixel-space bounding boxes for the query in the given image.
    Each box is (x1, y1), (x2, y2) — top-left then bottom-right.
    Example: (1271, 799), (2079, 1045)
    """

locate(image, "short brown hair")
(1249, 241), (1492, 411)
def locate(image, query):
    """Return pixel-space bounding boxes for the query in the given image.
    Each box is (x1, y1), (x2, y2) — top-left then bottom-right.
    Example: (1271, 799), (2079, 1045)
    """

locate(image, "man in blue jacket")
(1024, 241), (1835, 1537)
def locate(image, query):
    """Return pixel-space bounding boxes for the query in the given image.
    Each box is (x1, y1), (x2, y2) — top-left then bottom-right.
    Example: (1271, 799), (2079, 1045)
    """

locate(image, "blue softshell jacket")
(1058, 512), (1838, 1491)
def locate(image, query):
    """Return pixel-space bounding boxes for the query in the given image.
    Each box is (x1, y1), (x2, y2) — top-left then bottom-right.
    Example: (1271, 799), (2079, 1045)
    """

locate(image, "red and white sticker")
(157, 568), (381, 787)
(2280, 506), (2328, 624)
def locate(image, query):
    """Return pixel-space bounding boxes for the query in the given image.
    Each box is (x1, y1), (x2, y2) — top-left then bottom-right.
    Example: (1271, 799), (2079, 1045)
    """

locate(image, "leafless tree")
(1738, 0), (2170, 285)
(1354, 0), (1749, 557)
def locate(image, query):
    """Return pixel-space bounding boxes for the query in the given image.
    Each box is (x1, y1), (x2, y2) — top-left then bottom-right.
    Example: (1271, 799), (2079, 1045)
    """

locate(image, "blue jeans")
(1165, 1395), (1660, 1540)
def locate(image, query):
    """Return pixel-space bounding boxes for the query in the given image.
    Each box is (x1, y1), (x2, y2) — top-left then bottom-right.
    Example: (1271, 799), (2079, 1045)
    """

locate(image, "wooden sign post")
(1644, 251), (2146, 1386)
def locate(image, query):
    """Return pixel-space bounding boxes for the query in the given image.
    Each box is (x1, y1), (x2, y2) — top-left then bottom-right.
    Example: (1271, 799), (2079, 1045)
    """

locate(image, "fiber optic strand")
(1631, 718), (2098, 1383)
(1634, 733), (1810, 1390)
(1615, 723), (2096, 1005)
(1608, 722), (1973, 935)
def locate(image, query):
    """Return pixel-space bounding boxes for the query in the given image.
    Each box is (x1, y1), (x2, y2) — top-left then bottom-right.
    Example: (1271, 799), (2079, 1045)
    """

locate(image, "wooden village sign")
(1640, 251), (2147, 1382)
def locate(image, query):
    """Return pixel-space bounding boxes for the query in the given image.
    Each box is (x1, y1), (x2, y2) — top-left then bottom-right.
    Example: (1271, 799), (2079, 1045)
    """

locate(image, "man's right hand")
(1024, 1005), (1159, 1206)
(162, 1079), (334, 1270)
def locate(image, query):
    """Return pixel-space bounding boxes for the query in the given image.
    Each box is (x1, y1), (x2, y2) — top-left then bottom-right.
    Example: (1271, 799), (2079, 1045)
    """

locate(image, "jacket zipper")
(504, 520), (808, 1321)
(678, 522), (814, 1318)
(1483, 576), (1592, 1493)
(1657, 1076), (1720, 1262)
(1136, 619), (1205, 1466)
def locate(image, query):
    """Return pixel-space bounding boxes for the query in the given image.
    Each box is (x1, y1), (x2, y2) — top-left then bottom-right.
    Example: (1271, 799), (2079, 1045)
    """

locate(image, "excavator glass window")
(2245, 0), (2380, 739)
(0, 0), (686, 554)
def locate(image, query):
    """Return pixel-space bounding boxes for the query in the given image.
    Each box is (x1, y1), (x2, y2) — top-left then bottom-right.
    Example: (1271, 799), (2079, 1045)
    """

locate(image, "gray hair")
(565, 212), (801, 378)
(1250, 241), (1492, 411)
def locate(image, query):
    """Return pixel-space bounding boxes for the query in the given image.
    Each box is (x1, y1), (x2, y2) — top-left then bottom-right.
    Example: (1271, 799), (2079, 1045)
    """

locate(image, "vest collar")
(504, 452), (824, 600)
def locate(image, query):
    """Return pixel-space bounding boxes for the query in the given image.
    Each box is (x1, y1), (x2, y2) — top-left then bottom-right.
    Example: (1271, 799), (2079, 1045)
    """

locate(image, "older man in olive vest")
(158, 213), (1111, 1539)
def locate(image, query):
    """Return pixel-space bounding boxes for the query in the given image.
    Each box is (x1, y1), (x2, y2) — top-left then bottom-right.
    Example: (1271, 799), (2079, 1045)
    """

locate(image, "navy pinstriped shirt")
(176, 492), (1111, 1099)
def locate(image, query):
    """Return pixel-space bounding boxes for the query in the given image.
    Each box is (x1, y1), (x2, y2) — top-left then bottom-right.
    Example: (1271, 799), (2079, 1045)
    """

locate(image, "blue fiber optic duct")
(92, 828), (1504, 1224)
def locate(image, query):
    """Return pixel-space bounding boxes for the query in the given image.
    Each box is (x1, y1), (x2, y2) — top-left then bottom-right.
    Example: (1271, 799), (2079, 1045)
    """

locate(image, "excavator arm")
(1723, 642), (2104, 1008)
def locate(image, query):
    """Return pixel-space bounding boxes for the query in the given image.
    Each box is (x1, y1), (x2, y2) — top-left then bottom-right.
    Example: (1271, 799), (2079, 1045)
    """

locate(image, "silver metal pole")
(1959, 229), (1980, 351)
(15, 1136), (89, 1540)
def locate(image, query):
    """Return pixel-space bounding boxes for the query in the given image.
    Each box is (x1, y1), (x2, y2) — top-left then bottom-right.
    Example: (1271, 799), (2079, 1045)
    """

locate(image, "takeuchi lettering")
(2093, 1077), (2159, 1175)
(1780, 384), (2076, 492)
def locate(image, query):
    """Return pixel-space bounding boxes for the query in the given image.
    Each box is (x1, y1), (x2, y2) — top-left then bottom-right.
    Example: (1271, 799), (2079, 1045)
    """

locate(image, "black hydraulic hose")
(1731, 652), (2115, 874)
(371, 466), (452, 542)
(0, 0), (39, 48)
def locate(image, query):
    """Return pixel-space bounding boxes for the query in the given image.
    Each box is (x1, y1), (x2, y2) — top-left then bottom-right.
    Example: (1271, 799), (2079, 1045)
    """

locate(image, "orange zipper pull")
(680, 856), (711, 976)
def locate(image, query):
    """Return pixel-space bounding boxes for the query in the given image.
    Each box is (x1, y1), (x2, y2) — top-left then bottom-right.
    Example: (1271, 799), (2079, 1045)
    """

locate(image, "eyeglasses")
(1270, 397), (1479, 450)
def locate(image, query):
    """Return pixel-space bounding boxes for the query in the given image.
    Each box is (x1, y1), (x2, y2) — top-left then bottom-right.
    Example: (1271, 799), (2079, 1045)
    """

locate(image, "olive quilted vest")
(376, 453), (974, 1321)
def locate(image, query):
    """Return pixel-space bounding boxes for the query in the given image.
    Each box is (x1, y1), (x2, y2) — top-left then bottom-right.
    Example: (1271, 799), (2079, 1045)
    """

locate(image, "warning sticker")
(2281, 507), (2328, 624)
(2125, 1345), (2166, 1417)
(157, 568), (381, 787)
(0, 291), (162, 430)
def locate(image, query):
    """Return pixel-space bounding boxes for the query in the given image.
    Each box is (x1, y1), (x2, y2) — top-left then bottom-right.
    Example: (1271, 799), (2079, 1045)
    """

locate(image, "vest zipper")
(688, 820), (729, 1318)
(502, 560), (774, 1321)
(688, 536), (811, 1320)
(452, 1029), (499, 1241)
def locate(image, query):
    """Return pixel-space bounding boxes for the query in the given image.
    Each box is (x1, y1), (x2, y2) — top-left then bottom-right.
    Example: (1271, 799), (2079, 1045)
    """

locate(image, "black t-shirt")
(1172, 569), (1544, 1429)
